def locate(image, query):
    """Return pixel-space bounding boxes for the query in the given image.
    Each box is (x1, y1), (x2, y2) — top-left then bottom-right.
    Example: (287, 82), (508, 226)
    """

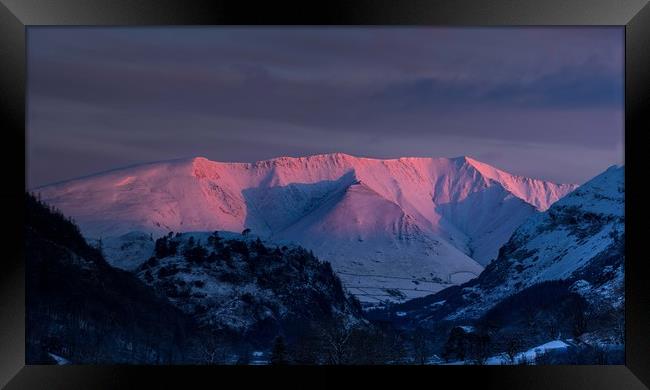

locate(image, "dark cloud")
(27, 27), (623, 187)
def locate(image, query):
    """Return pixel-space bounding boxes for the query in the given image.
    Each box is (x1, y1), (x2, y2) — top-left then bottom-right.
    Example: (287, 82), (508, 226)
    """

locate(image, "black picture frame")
(1, 0), (649, 388)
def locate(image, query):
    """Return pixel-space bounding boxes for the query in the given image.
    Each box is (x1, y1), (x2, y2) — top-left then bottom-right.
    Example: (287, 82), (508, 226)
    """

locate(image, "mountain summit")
(37, 154), (577, 303)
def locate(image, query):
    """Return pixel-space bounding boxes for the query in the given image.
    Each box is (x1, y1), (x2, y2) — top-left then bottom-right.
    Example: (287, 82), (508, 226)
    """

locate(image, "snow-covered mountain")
(388, 165), (624, 332)
(37, 153), (576, 303)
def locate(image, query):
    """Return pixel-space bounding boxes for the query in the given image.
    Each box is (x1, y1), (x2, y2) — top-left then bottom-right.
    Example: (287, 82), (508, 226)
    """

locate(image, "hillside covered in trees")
(26, 193), (203, 363)
(26, 193), (415, 364)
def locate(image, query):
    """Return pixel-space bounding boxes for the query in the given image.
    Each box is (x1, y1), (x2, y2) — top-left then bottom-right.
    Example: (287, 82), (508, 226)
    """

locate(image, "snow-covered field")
(443, 340), (571, 365)
(48, 353), (71, 365)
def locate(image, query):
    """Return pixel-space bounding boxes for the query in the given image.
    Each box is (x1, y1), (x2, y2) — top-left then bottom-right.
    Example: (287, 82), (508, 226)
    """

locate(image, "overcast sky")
(27, 27), (623, 187)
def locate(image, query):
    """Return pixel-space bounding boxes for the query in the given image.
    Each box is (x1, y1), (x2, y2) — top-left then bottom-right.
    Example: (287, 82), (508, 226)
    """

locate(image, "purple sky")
(27, 27), (624, 187)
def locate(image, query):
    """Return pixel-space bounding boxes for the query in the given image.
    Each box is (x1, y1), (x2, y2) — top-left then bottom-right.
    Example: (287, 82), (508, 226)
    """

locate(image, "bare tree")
(198, 336), (229, 364)
(503, 333), (524, 365)
(518, 354), (531, 365)
(321, 325), (354, 364)
(523, 304), (538, 330)
(412, 328), (431, 365)
(316, 316), (355, 364)
(270, 336), (290, 365)
(611, 308), (625, 344)
(290, 333), (321, 365)
(468, 333), (491, 365)
(572, 309), (588, 338)
(534, 349), (553, 365)
(544, 315), (561, 341)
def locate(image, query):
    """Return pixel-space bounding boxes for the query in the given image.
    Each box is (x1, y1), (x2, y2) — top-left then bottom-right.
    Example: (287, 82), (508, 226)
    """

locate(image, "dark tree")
(228, 240), (250, 259)
(502, 333), (524, 364)
(219, 246), (233, 264)
(412, 327), (432, 365)
(154, 236), (179, 258)
(289, 332), (321, 365)
(442, 327), (490, 363)
(168, 239), (179, 256)
(467, 333), (491, 365)
(154, 237), (169, 259)
(572, 308), (588, 338)
(96, 237), (103, 251)
(270, 336), (289, 365)
(235, 345), (251, 365)
(252, 238), (268, 255)
(207, 231), (223, 250)
(183, 244), (208, 263)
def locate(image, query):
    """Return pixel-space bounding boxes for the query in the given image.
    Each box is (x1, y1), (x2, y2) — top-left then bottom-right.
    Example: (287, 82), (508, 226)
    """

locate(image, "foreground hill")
(26, 193), (365, 363)
(135, 231), (364, 345)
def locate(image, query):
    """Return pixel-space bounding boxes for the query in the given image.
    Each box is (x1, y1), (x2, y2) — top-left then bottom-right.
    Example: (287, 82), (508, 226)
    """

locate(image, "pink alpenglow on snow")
(37, 154), (578, 303)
